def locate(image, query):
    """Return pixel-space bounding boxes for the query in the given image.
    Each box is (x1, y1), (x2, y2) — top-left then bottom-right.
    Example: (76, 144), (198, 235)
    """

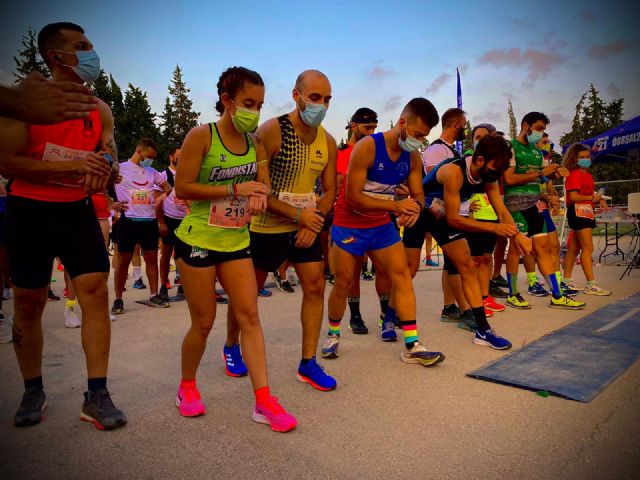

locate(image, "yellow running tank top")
(251, 114), (328, 233)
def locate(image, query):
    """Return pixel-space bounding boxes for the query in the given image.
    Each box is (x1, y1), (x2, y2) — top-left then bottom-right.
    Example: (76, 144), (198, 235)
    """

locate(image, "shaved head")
(294, 69), (329, 93)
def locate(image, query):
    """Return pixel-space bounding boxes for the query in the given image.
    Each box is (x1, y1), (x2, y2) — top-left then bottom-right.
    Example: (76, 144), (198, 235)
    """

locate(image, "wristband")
(315, 210), (325, 218)
(293, 207), (302, 224)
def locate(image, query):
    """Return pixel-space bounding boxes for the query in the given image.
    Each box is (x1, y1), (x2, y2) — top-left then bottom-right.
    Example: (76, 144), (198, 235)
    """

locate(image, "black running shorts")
(466, 220), (498, 257)
(6, 196), (109, 289)
(161, 216), (183, 246)
(117, 216), (159, 253)
(174, 237), (251, 268)
(250, 230), (323, 272)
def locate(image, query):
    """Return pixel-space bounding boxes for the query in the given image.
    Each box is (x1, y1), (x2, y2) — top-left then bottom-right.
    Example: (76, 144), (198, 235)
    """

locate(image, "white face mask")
(398, 125), (422, 152)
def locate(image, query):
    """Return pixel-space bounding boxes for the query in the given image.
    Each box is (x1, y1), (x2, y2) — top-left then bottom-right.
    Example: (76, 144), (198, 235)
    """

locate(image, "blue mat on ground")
(468, 291), (640, 402)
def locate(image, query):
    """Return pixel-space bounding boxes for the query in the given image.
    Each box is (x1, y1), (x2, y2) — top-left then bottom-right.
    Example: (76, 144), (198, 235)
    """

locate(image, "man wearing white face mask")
(0, 22), (126, 430)
(503, 112), (585, 311)
(243, 69), (338, 391)
(112, 138), (172, 314)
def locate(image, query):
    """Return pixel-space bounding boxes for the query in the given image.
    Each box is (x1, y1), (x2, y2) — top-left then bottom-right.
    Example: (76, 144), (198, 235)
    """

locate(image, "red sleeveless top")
(11, 109), (103, 202)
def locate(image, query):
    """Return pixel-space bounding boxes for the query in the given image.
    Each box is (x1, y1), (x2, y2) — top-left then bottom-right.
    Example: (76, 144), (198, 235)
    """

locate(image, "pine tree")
(559, 85), (624, 147)
(92, 70), (112, 105)
(507, 99), (517, 140)
(462, 119), (473, 152)
(13, 26), (49, 82)
(119, 84), (160, 160)
(161, 65), (199, 151)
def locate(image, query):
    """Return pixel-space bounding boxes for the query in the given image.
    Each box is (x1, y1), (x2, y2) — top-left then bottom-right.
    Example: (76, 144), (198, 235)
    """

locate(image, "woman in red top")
(562, 143), (611, 295)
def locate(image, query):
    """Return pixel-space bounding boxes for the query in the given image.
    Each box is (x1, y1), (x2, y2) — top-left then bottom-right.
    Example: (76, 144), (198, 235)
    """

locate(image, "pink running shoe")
(252, 396), (297, 432)
(175, 383), (206, 417)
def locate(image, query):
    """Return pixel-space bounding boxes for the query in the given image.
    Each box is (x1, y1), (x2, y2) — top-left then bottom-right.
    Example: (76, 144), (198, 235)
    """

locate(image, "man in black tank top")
(422, 135), (531, 350)
(403, 108), (471, 326)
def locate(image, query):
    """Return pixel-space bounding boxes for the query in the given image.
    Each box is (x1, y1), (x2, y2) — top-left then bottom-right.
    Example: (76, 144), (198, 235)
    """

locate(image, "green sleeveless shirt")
(175, 123), (257, 252)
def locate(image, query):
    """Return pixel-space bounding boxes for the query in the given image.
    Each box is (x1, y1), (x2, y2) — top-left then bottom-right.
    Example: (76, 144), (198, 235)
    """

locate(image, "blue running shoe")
(527, 282), (549, 297)
(222, 344), (248, 377)
(560, 282), (579, 297)
(381, 320), (398, 342)
(133, 278), (147, 290)
(473, 329), (512, 350)
(297, 357), (337, 391)
(423, 257), (438, 267)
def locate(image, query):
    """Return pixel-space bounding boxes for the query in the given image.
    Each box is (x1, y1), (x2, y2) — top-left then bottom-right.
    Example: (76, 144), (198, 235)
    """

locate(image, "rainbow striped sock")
(328, 318), (341, 337)
(399, 320), (418, 349)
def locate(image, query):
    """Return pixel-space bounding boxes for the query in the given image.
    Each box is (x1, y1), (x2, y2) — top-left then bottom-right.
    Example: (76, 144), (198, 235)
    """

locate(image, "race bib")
(42, 142), (89, 188)
(278, 192), (316, 209)
(208, 197), (250, 229)
(429, 197), (446, 219)
(363, 191), (395, 201)
(575, 203), (594, 220)
(131, 190), (152, 205)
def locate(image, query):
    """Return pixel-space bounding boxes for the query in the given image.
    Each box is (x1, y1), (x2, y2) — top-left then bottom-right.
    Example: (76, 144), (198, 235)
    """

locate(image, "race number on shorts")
(208, 197), (250, 228)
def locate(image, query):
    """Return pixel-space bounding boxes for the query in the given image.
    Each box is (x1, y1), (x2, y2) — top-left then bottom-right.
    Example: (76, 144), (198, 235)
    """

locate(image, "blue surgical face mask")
(58, 50), (101, 84)
(141, 158), (154, 168)
(398, 126), (422, 153)
(527, 130), (543, 146)
(577, 158), (591, 169)
(298, 93), (327, 127)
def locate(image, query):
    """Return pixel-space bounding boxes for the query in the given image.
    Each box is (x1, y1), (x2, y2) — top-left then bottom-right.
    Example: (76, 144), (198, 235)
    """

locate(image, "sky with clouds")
(1, 0), (639, 148)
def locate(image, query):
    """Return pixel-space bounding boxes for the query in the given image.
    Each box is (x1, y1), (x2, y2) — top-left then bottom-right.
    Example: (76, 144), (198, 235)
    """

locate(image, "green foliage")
(119, 84), (160, 160)
(13, 26), (49, 81)
(161, 65), (199, 157)
(559, 84), (624, 147)
(507, 99), (517, 140)
(462, 120), (473, 152)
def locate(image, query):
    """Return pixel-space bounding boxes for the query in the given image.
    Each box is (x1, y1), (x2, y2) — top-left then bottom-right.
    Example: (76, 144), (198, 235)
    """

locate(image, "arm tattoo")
(106, 138), (118, 161)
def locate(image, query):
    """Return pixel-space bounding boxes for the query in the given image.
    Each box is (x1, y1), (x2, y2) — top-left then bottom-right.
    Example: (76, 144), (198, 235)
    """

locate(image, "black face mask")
(456, 126), (465, 141)
(480, 168), (502, 183)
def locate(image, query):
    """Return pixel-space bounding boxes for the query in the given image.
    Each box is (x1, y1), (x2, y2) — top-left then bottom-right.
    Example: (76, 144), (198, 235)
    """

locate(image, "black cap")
(346, 107), (378, 129)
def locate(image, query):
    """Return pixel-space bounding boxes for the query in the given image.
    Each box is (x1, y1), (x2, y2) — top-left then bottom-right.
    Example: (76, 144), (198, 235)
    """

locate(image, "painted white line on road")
(593, 307), (640, 334)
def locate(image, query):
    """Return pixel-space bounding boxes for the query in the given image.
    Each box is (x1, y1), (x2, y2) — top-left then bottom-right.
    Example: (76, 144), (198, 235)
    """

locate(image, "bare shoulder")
(96, 98), (113, 122)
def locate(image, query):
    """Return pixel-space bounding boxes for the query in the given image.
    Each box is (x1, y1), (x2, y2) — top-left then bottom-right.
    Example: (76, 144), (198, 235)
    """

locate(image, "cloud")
(458, 63), (469, 75)
(478, 48), (564, 82)
(368, 65), (394, 79)
(581, 10), (596, 22)
(425, 73), (452, 95)
(383, 95), (402, 112)
(587, 40), (633, 59)
(607, 82), (622, 98)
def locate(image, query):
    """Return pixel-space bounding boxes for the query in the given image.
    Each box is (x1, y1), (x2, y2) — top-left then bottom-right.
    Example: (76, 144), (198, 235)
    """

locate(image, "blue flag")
(456, 67), (463, 154)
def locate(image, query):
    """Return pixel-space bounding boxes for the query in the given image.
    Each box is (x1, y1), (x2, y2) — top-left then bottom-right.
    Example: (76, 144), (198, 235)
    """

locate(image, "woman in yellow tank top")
(173, 67), (297, 432)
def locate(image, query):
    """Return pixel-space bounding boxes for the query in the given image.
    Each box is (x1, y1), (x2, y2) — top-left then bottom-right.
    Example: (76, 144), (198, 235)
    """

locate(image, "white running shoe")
(564, 279), (582, 290)
(64, 305), (82, 328)
(0, 312), (13, 343)
(110, 314), (116, 322)
(2, 287), (12, 300)
(584, 284), (612, 296)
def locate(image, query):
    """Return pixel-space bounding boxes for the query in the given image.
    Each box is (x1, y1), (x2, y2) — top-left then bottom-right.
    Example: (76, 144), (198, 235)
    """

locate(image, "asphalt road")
(0, 258), (638, 479)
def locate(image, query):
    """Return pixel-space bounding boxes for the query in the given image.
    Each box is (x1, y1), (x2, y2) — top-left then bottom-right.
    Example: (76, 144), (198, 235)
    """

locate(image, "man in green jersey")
(502, 112), (584, 310)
